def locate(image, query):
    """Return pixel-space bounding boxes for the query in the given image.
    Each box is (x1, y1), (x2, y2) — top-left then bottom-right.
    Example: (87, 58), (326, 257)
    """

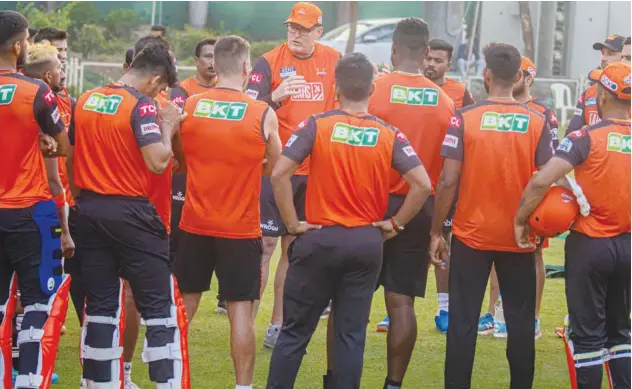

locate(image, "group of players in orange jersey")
(0, 2), (630, 389)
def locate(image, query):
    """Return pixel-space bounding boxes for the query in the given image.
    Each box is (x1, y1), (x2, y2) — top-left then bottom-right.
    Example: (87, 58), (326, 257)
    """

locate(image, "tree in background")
(73, 24), (106, 60)
(344, 1), (359, 55)
(519, 2), (534, 59)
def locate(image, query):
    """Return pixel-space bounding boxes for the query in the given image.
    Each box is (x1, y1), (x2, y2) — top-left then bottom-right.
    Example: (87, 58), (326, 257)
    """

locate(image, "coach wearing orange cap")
(515, 62), (631, 389)
(244, 2), (341, 349)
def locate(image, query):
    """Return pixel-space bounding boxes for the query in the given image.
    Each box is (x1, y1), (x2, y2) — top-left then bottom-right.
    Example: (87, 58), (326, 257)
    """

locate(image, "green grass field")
(54, 238), (577, 389)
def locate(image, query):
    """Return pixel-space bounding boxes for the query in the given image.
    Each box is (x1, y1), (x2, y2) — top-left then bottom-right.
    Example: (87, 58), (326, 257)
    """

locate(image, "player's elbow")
(406, 166), (432, 198)
(146, 159), (169, 174)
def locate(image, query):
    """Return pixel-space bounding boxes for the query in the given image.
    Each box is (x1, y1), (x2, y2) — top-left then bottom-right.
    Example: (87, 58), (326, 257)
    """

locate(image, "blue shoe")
(52, 372), (59, 384)
(477, 313), (495, 335)
(376, 315), (389, 332)
(12, 368), (17, 386)
(493, 321), (508, 338)
(435, 310), (449, 333)
(535, 318), (542, 340)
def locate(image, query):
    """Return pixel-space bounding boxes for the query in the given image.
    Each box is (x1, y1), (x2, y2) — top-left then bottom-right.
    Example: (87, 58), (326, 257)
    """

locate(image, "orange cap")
(520, 56), (536, 77)
(588, 68), (603, 83)
(528, 186), (579, 237)
(285, 2), (323, 29)
(598, 62), (632, 101)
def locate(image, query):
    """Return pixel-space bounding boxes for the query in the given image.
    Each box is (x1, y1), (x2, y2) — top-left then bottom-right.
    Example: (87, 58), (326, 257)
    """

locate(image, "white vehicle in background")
(319, 18), (403, 66)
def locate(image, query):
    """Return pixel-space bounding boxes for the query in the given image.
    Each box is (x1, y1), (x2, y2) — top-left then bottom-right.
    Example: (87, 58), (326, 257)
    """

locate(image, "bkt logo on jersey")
(390, 85), (439, 106)
(193, 99), (248, 121)
(607, 133), (631, 154)
(481, 112), (530, 133)
(83, 93), (123, 115)
(291, 82), (324, 101)
(0, 84), (17, 105)
(331, 122), (380, 147)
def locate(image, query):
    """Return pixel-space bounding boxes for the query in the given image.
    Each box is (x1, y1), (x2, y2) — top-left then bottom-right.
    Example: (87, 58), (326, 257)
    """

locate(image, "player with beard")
(169, 38), (217, 109)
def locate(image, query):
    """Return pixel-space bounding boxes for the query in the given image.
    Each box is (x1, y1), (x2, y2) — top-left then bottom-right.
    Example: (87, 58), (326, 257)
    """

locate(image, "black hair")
(335, 52), (374, 102)
(483, 42), (521, 84)
(428, 39), (454, 61)
(625, 36), (631, 45)
(150, 25), (166, 37)
(124, 48), (134, 66)
(28, 27), (38, 39)
(134, 35), (171, 56)
(392, 17), (430, 59)
(0, 11), (28, 51)
(195, 38), (217, 58)
(34, 27), (67, 43)
(130, 41), (177, 87)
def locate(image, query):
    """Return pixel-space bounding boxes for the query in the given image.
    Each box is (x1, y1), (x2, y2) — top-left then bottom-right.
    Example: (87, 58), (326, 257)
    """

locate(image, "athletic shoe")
(52, 372), (59, 384)
(216, 299), (227, 314)
(376, 315), (389, 332)
(477, 313), (495, 335)
(493, 321), (508, 338)
(125, 382), (140, 389)
(535, 318), (542, 340)
(435, 310), (449, 333)
(320, 302), (331, 319)
(263, 326), (280, 349)
(12, 368), (17, 386)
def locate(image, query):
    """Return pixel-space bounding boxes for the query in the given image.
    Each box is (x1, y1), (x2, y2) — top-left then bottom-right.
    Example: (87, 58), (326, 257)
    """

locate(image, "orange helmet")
(529, 186), (580, 237)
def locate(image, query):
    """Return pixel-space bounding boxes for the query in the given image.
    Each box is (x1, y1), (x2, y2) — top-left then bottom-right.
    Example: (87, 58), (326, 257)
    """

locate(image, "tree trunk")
(188, 1), (209, 28)
(344, 1), (358, 55)
(519, 2), (534, 59)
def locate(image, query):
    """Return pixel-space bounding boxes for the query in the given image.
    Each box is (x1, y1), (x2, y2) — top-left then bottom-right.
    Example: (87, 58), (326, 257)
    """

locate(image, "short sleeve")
(34, 83), (64, 137)
(546, 108), (560, 149)
(169, 86), (188, 110)
(281, 116), (317, 164)
(440, 112), (465, 161)
(245, 57), (276, 108)
(391, 131), (422, 175)
(130, 96), (162, 148)
(554, 129), (591, 167)
(566, 91), (587, 135)
(535, 120), (555, 167)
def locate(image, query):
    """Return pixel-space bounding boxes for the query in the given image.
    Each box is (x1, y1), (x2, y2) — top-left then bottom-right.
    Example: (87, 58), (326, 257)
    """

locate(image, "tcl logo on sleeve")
(139, 103), (157, 117)
(249, 73), (263, 84)
(297, 119), (308, 129)
(568, 129), (586, 139)
(396, 131), (407, 142)
(172, 96), (185, 106)
(450, 116), (462, 128)
(43, 89), (55, 105)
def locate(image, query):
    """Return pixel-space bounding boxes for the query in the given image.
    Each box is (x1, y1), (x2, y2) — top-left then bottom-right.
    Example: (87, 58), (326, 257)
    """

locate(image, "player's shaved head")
(213, 35), (250, 77)
(392, 17), (430, 61)
(483, 43), (522, 85)
(0, 11), (28, 54)
(335, 52), (374, 102)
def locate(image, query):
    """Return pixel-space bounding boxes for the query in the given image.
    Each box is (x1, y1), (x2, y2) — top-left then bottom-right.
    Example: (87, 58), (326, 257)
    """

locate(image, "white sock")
(437, 293), (449, 315)
(124, 362), (132, 384)
(235, 385), (252, 389)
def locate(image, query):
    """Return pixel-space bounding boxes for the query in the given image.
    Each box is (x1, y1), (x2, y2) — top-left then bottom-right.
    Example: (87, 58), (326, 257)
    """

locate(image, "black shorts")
(379, 195), (433, 298)
(260, 175), (307, 237)
(565, 231), (631, 353)
(173, 231), (263, 301)
(443, 186), (459, 233)
(169, 172), (186, 263)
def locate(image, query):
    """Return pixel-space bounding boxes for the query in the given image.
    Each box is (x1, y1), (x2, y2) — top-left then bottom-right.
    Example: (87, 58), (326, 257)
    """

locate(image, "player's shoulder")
(314, 42), (342, 59)
(243, 92), (269, 111)
(2, 73), (46, 95)
(261, 43), (288, 63)
(528, 98), (549, 114)
(444, 77), (464, 87)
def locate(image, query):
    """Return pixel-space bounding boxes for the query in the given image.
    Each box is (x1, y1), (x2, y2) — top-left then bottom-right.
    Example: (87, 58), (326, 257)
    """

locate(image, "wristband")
(52, 193), (66, 209)
(390, 218), (404, 232)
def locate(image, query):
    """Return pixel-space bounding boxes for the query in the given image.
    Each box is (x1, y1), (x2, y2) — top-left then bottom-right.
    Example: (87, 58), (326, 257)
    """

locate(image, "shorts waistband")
(78, 190), (149, 203)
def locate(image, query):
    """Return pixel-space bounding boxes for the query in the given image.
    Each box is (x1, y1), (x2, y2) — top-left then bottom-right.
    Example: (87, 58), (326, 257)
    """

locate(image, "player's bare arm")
(141, 101), (186, 174)
(43, 156), (74, 258)
(51, 130), (70, 157)
(172, 129), (186, 173)
(40, 132), (58, 155)
(262, 108), (281, 176)
(429, 158), (462, 266)
(271, 75), (307, 104)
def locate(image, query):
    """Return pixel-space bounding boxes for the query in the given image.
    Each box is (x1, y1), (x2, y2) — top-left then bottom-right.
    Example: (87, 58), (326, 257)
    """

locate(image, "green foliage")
(17, 2), (71, 31)
(102, 8), (142, 40)
(171, 25), (219, 63)
(72, 24), (106, 60)
(67, 2), (100, 38)
(250, 40), (280, 60)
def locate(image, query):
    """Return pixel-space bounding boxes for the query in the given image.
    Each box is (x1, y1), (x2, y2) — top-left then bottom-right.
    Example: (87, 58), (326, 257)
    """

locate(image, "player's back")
(441, 77), (473, 109)
(369, 71), (454, 192)
(446, 100), (551, 251)
(566, 120), (631, 236)
(179, 88), (269, 238)
(73, 83), (156, 198)
(0, 71), (57, 208)
(301, 110), (410, 227)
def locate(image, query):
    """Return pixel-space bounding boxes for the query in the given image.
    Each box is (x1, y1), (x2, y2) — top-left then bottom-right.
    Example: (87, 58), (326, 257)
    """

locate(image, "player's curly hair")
(393, 17), (430, 58)
(335, 52), (374, 102)
(483, 42), (521, 84)
(0, 11), (28, 51)
(130, 40), (178, 87)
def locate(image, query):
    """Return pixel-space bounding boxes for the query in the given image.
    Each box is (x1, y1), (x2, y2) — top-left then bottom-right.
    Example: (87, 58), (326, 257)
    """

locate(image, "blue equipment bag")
(32, 200), (63, 296)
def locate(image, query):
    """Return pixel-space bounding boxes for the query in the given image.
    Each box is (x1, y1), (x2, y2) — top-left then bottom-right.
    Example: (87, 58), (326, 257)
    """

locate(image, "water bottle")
(493, 293), (507, 338)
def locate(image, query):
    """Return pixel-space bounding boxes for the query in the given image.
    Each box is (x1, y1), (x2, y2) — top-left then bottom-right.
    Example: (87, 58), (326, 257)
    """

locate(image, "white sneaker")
(125, 382), (140, 389)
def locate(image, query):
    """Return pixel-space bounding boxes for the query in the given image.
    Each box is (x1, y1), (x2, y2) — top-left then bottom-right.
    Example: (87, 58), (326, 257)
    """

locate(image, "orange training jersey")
(567, 84), (600, 134)
(245, 42), (341, 175)
(169, 76), (215, 109)
(282, 110), (423, 227)
(71, 83), (164, 198)
(440, 77), (475, 109)
(0, 71), (64, 208)
(441, 99), (554, 252)
(148, 93), (173, 232)
(55, 90), (76, 206)
(526, 97), (560, 148)
(555, 120), (631, 237)
(179, 87), (270, 238)
(368, 71), (455, 192)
